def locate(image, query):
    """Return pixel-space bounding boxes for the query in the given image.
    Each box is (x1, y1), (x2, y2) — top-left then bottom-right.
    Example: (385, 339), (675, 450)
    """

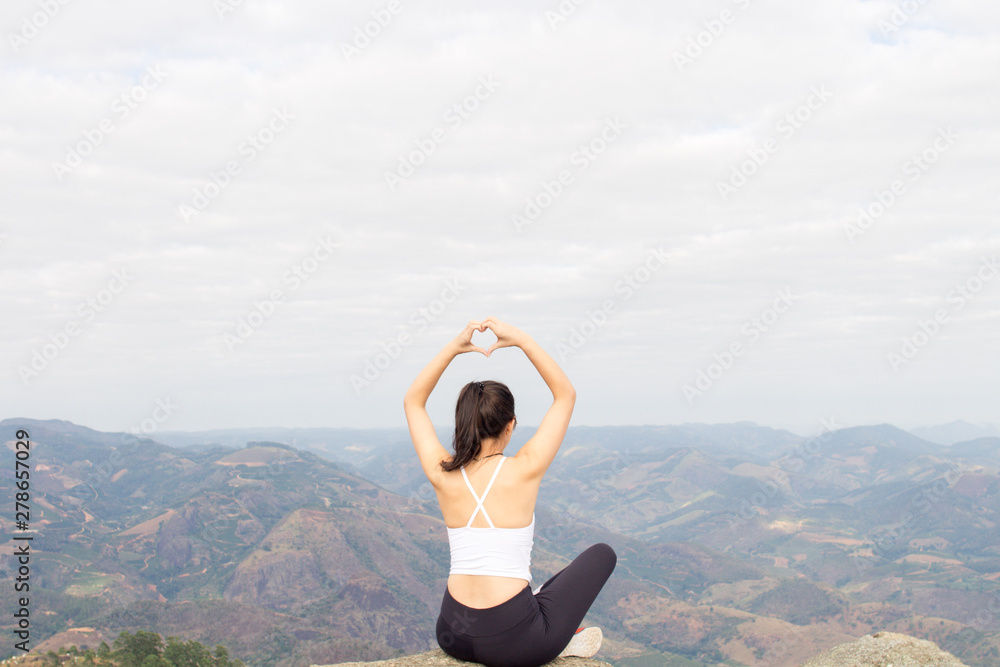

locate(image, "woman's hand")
(449, 320), (490, 357)
(480, 316), (529, 357)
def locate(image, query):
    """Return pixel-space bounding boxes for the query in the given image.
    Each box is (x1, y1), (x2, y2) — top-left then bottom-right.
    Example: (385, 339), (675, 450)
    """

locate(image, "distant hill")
(151, 426), (414, 458)
(910, 421), (1000, 445)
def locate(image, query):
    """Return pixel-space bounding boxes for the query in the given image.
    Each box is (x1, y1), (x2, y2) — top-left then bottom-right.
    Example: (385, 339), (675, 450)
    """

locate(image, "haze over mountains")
(908, 421), (1000, 446)
(2, 417), (999, 667)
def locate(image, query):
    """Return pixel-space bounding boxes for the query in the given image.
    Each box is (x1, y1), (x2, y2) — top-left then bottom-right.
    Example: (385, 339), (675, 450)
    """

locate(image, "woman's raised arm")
(482, 316), (576, 479)
(403, 320), (488, 483)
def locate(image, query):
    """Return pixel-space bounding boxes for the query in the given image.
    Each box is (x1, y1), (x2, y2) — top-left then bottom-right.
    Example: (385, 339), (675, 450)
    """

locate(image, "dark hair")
(441, 380), (516, 472)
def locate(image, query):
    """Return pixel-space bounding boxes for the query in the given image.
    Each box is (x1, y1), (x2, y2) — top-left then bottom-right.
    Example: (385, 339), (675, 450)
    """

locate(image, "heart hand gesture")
(450, 317), (528, 358)
(479, 316), (527, 357)
(451, 320), (490, 357)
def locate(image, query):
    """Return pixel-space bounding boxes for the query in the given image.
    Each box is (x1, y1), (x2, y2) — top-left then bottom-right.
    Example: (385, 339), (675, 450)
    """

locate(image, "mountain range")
(2, 418), (999, 667)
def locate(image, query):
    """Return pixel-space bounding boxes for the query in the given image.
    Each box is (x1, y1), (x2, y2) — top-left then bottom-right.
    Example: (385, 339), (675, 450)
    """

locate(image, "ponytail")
(441, 380), (516, 472)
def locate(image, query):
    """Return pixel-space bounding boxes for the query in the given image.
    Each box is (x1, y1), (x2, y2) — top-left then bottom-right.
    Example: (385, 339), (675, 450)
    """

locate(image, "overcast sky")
(2, 0), (998, 436)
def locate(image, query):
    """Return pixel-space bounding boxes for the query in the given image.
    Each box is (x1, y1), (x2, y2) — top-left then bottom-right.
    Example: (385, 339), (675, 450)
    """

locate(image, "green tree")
(212, 645), (234, 667)
(163, 636), (211, 667)
(140, 655), (172, 667)
(113, 630), (164, 667)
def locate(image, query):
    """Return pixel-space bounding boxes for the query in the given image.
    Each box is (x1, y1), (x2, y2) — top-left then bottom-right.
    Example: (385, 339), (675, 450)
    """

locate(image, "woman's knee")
(592, 542), (616, 561)
(588, 542), (617, 571)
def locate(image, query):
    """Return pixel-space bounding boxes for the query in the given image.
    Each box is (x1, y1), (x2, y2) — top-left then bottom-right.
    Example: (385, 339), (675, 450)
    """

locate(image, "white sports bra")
(446, 457), (534, 582)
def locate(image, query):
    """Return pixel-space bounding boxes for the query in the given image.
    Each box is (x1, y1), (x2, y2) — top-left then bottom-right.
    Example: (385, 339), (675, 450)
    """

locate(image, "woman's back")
(437, 454), (539, 530)
(438, 454), (541, 609)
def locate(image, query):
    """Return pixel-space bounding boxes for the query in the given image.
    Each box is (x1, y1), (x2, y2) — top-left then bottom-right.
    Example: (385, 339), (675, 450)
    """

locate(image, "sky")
(2, 0), (999, 436)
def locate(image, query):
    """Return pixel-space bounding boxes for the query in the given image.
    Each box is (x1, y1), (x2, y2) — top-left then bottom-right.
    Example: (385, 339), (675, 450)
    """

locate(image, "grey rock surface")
(800, 631), (969, 666)
(313, 648), (611, 667)
(314, 631), (970, 667)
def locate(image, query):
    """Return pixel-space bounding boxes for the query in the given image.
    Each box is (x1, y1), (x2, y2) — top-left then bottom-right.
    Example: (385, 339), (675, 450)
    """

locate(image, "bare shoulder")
(505, 450), (547, 484)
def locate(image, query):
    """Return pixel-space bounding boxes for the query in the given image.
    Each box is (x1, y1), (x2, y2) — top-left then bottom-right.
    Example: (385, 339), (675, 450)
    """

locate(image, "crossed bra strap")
(460, 456), (506, 528)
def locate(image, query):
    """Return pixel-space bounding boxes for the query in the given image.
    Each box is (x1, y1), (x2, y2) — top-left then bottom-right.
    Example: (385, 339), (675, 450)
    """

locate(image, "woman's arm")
(482, 317), (576, 479)
(403, 320), (487, 484)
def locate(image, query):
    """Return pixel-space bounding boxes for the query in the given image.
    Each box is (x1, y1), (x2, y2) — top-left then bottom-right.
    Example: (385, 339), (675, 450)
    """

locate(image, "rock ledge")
(801, 631), (969, 666)
(314, 632), (969, 667)
(312, 648), (611, 667)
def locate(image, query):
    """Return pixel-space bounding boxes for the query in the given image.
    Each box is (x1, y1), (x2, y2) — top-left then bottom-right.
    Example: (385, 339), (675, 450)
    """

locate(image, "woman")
(403, 316), (617, 667)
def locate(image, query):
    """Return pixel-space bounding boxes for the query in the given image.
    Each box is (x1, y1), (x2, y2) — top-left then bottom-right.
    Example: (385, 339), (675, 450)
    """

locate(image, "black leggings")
(436, 543), (617, 667)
